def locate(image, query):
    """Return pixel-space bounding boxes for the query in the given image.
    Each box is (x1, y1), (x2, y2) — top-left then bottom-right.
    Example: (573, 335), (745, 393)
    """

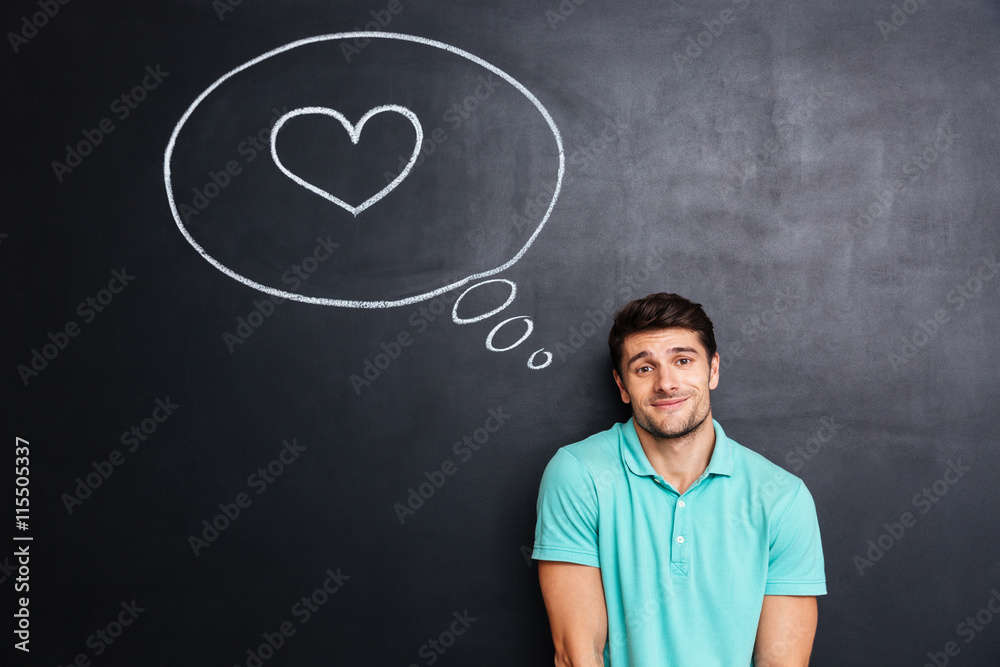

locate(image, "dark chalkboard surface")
(4, 0), (1000, 664)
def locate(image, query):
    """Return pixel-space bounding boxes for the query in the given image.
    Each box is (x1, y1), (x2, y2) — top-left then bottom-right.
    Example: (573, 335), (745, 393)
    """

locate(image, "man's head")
(609, 293), (717, 376)
(609, 293), (719, 441)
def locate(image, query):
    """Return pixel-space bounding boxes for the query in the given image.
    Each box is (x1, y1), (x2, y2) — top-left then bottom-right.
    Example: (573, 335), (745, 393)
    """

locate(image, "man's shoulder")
(726, 430), (808, 497)
(730, 436), (796, 476)
(550, 421), (626, 473)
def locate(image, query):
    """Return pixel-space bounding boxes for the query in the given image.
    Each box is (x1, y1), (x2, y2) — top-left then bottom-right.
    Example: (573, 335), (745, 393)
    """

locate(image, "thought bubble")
(164, 32), (564, 310)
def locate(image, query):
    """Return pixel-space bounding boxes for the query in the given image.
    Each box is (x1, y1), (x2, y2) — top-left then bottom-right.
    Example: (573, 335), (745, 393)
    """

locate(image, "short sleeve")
(764, 480), (827, 596)
(532, 448), (601, 567)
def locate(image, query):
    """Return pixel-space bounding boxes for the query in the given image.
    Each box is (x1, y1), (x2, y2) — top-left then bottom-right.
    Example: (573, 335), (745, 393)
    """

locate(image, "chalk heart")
(269, 105), (424, 217)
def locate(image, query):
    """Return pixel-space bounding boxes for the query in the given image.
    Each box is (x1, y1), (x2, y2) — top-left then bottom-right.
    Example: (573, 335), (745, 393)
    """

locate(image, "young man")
(532, 293), (826, 666)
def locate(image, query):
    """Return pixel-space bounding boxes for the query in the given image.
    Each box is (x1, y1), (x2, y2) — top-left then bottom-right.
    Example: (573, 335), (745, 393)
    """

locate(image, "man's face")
(612, 328), (720, 441)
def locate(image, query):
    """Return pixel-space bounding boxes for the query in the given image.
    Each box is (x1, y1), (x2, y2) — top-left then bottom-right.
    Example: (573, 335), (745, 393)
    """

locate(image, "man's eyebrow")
(627, 350), (653, 367)
(626, 347), (701, 367)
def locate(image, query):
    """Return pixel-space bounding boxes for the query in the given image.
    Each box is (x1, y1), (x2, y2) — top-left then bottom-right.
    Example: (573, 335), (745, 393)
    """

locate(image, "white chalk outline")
(485, 316), (534, 352)
(527, 348), (553, 369)
(164, 32), (565, 309)
(270, 105), (423, 217)
(451, 278), (517, 324)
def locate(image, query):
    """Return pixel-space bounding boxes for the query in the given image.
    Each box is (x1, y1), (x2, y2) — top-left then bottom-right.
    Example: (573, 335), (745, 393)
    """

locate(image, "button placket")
(670, 493), (689, 576)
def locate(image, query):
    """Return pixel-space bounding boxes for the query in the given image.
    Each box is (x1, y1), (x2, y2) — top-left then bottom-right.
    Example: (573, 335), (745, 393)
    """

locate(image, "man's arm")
(538, 561), (607, 667)
(752, 595), (817, 667)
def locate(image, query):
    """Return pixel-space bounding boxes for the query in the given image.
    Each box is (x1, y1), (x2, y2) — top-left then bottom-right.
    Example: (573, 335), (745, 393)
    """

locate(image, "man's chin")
(650, 424), (698, 440)
(637, 411), (709, 441)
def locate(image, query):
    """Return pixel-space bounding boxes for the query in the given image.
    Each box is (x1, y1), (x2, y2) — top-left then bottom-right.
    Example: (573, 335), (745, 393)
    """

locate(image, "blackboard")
(4, 0), (1000, 664)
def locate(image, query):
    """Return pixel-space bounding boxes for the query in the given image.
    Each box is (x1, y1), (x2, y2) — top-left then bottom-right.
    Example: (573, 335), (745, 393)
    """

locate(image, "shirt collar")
(621, 417), (734, 479)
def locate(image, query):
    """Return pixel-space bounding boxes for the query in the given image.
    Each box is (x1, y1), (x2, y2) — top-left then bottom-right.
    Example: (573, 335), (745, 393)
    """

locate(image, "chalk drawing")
(270, 105), (423, 217)
(164, 32), (565, 309)
(451, 279), (517, 324)
(527, 348), (554, 370)
(485, 316), (534, 352)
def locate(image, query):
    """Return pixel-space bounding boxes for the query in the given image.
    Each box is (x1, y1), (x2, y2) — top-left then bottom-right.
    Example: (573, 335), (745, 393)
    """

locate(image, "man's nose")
(653, 366), (679, 393)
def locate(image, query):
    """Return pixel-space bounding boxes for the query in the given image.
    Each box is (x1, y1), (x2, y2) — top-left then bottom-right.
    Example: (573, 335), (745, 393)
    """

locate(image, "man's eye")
(636, 365), (652, 373)
(677, 358), (691, 365)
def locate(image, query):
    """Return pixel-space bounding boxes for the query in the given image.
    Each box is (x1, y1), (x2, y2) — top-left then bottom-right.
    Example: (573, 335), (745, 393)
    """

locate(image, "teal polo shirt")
(533, 419), (826, 666)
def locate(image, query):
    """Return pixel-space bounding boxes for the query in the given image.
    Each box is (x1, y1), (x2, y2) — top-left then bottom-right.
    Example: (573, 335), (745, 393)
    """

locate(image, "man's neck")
(633, 414), (716, 496)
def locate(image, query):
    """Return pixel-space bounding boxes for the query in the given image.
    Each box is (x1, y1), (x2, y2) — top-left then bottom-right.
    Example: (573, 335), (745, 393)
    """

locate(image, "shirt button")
(678, 500), (686, 507)
(676, 536), (684, 543)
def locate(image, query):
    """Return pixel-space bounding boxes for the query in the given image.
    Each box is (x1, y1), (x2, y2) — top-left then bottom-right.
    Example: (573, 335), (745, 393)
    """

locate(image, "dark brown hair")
(608, 293), (717, 374)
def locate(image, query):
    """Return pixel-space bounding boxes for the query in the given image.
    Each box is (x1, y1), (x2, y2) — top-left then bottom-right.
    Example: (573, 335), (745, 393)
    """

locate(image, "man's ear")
(613, 369), (631, 404)
(708, 352), (720, 390)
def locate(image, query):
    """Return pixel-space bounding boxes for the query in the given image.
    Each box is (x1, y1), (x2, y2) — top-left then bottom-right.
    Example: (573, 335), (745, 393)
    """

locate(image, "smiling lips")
(649, 396), (689, 409)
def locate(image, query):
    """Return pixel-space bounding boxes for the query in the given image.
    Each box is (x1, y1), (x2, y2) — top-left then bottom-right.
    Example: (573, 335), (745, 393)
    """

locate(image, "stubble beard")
(633, 395), (712, 441)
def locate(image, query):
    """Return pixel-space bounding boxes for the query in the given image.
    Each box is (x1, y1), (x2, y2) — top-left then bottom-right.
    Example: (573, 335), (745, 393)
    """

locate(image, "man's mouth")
(650, 396), (688, 409)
